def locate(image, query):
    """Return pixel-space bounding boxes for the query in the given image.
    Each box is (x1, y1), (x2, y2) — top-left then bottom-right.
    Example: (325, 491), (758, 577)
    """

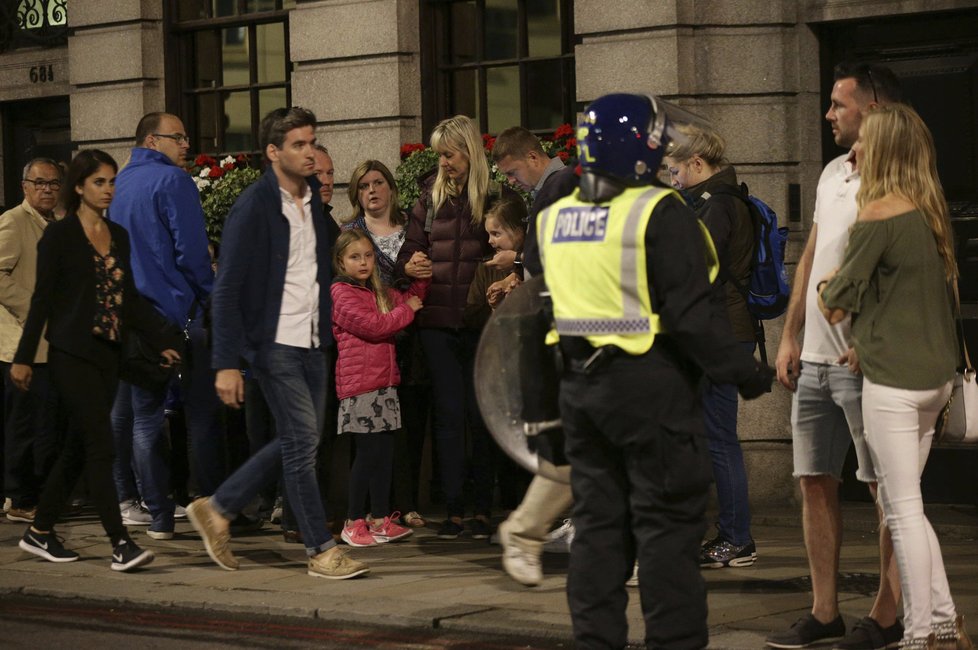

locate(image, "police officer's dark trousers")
(562, 346), (711, 650)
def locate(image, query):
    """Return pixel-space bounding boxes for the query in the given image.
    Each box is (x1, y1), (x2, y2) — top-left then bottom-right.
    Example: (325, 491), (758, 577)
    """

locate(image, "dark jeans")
(2, 362), (63, 509)
(211, 343), (334, 556)
(561, 349), (710, 650)
(181, 319), (227, 496)
(419, 328), (493, 519)
(34, 346), (127, 545)
(702, 341), (755, 546)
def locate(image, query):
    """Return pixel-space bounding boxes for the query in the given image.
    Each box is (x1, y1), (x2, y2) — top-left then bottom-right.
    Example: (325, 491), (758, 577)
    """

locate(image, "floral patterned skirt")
(338, 386), (401, 434)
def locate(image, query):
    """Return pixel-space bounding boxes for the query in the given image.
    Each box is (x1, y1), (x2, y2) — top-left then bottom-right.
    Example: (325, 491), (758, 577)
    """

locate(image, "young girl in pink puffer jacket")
(331, 230), (428, 548)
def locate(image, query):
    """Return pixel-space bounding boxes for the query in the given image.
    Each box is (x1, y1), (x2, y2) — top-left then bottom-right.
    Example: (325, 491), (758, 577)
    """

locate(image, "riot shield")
(474, 275), (570, 484)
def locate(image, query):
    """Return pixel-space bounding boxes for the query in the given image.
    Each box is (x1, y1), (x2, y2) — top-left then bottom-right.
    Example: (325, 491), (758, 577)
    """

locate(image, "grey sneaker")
(700, 535), (757, 568)
(767, 614), (846, 648)
(308, 546), (369, 580)
(498, 520), (542, 587)
(542, 518), (574, 554)
(120, 499), (152, 525)
(185, 497), (238, 571)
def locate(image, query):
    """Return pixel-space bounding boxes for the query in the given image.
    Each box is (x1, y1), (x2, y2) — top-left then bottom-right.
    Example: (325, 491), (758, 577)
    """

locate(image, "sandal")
(401, 511), (427, 528)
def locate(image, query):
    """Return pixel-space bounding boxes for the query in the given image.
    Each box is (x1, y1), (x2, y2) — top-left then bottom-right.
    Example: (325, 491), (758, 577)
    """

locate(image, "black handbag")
(120, 331), (177, 391)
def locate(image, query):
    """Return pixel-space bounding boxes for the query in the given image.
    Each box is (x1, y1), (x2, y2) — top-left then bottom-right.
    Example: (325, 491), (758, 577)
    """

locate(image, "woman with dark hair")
(819, 104), (971, 649)
(10, 149), (181, 572)
(345, 159), (428, 529)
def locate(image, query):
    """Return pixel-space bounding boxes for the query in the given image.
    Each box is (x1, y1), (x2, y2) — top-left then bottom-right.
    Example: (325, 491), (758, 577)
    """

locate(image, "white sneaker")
(174, 504), (187, 520)
(120, 499), (152, 525)
(542, 518), (574, 554)
(498, 521), (542, 587)
(626, 562), (639, 587)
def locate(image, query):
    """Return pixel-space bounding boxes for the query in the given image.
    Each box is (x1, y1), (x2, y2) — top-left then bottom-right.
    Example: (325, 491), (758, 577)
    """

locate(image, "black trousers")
(33, 345), (126, 545)
(2, 362), (64, 509)
(561, 348), (711, 650)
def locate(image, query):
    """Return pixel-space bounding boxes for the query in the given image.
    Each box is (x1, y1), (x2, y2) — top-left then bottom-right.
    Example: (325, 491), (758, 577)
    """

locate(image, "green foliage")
(201, 167), (261, 245)
(394, 147), (438, 212)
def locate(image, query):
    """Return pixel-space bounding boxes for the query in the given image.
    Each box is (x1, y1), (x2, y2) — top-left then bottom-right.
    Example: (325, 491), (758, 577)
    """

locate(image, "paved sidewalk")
(1, 503), (976, 648)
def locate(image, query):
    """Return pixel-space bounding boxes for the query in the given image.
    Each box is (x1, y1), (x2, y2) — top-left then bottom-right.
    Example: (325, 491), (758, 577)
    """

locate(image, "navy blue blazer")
(211, 168), (334, 370)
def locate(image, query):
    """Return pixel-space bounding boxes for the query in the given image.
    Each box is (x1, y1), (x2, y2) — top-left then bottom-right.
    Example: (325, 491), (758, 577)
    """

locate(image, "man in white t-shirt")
(767, 63), (905, 650)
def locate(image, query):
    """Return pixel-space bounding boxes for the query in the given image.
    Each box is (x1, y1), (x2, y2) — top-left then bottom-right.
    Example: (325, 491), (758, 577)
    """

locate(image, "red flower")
(557, 150), (569, 161)
(400, 143), (426, 159)
(222, 161), (235, 171)
(483, 136), (496, 151)
(194, 155), (211, 167)
(236, 154), (246, 162)
(566, 137), (577, 148)
(208, 166), (224, 179)
(553, 123), (574, 139)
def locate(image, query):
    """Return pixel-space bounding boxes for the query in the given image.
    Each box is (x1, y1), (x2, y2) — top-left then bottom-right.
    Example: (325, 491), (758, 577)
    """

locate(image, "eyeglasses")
(152, 133), (190, 145)
(23, 178), (62, 190)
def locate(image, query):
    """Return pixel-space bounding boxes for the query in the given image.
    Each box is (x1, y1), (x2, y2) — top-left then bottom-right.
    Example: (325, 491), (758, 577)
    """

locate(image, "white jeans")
(862, 377), (955, 642)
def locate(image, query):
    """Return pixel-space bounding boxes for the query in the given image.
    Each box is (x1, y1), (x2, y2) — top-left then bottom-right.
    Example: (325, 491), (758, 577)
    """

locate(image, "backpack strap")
(703, 183), (769, 365)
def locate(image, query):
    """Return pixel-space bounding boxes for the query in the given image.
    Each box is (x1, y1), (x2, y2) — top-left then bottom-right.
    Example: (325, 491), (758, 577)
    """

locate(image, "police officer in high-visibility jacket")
(531, 93), (774, 650)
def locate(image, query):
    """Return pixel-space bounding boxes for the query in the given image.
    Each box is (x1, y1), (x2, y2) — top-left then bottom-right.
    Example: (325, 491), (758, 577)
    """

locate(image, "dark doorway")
(1, 96), (71, 212)
(818, 9), (978, 506)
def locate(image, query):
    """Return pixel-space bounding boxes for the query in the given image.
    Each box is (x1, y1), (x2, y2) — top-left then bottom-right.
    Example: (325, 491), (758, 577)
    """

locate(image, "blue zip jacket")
(109, 148), (214, 326)
(211, 168), (334, 370)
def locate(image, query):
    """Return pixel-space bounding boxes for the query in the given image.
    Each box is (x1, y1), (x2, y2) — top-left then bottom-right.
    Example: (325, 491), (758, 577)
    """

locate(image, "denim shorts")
(791, 362), (876, 482)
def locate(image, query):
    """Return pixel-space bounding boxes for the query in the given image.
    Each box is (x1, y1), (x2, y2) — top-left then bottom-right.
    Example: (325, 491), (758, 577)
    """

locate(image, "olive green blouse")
(821, 210), (957, 390)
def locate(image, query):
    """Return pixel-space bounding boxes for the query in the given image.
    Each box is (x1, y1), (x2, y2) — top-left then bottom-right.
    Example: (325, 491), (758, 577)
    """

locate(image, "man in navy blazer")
(186, 107), (368, 580)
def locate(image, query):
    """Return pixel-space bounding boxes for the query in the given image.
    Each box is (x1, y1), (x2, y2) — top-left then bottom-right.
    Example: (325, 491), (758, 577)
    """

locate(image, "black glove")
(738, 359), (775, 399)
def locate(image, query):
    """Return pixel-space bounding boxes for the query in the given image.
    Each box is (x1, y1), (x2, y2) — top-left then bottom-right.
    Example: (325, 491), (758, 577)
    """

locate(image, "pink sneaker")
(341, 519), (377, 547)
(370, 512), (413, 543)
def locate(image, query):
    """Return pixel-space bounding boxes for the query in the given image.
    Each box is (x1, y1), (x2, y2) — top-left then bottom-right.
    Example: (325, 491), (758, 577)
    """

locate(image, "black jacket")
(14, 214), (178, 367)
(524, 164), (578, 277)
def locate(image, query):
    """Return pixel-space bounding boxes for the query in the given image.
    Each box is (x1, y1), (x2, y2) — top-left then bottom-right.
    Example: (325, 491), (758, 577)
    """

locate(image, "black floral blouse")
(90, 240), (124, 342)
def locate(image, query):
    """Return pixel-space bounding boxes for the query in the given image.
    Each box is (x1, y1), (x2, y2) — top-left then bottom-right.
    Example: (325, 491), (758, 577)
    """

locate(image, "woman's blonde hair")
(347, 159), (405, 227)
(430, 115), (490, 224)
(857, 103), (958, 282)
(667, 123), (729, 168)
(332, 230), (392, 313)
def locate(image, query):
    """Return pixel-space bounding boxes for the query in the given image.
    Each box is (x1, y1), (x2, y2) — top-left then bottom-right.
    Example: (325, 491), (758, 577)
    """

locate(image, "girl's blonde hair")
(667, 123), (729, 168)
(485, 199), (527, 251)
(857, 103), (958, 282)
(430, 115), (490, 224)
(332, 230), (392, 313)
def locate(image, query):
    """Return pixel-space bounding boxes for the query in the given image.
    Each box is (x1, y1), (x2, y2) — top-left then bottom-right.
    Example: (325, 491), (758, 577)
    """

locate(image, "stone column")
(574, 0), (823, 507)
(289, 0), (423, 223)
(66, 1), (165, 166)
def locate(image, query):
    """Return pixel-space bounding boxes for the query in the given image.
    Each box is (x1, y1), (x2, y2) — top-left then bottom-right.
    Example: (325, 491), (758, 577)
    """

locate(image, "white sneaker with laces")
(120, 499), (152, 525)
(542, 518), (574, 554)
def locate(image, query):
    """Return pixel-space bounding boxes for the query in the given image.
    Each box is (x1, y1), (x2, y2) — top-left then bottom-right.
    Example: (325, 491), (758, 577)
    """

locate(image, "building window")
(166, 0), (295, 156)
(0, 0), (68, 53)
(421, 0), (576, 135)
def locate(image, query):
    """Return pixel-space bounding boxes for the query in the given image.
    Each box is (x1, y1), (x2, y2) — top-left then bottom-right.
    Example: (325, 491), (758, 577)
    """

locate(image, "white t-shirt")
(800, 152), (859, 365)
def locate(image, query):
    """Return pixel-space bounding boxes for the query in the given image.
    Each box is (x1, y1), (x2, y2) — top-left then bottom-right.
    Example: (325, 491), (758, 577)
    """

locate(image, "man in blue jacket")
(109, 112), (218, 539)
(185, 107), (368, 579)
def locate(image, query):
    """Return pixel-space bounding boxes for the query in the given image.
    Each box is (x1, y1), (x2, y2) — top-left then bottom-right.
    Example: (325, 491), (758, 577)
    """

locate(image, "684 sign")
(29, 65), (55, 83)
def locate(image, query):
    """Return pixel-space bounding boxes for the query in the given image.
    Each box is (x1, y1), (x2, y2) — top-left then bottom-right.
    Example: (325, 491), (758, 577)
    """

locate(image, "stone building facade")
(1, 0), (976, 506)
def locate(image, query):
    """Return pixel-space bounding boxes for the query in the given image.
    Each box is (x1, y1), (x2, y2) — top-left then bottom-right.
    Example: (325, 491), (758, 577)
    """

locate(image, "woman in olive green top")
(818, 104), (970, 650)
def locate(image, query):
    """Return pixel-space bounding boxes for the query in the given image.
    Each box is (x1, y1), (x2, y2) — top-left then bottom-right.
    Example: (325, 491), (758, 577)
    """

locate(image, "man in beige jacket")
(0, 158), (63, 523)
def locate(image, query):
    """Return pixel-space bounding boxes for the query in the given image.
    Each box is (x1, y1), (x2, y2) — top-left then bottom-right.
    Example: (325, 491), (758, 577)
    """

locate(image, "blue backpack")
(710, 183), (789, 368)
(712, 182), (790, 320)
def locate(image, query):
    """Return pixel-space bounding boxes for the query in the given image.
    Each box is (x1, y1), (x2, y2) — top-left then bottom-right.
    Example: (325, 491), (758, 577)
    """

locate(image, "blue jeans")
(211, 343), (334, 557)
(181, 320), (227, 496)
(702, 341), (755, 546)
(111, 381), (175, 529)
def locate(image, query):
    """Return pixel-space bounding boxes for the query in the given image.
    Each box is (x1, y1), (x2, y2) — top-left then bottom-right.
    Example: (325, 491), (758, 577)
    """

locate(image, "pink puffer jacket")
(331, 277), (429, 400)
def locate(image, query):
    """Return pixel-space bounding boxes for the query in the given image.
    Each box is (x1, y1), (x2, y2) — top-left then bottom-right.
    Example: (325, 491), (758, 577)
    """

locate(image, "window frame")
(164, 0), (292, 158)
(420, 0), (577, 136)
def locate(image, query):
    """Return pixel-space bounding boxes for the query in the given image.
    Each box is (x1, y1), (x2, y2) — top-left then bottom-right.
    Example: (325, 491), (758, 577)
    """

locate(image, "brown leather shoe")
(283, 529), (303, 544)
